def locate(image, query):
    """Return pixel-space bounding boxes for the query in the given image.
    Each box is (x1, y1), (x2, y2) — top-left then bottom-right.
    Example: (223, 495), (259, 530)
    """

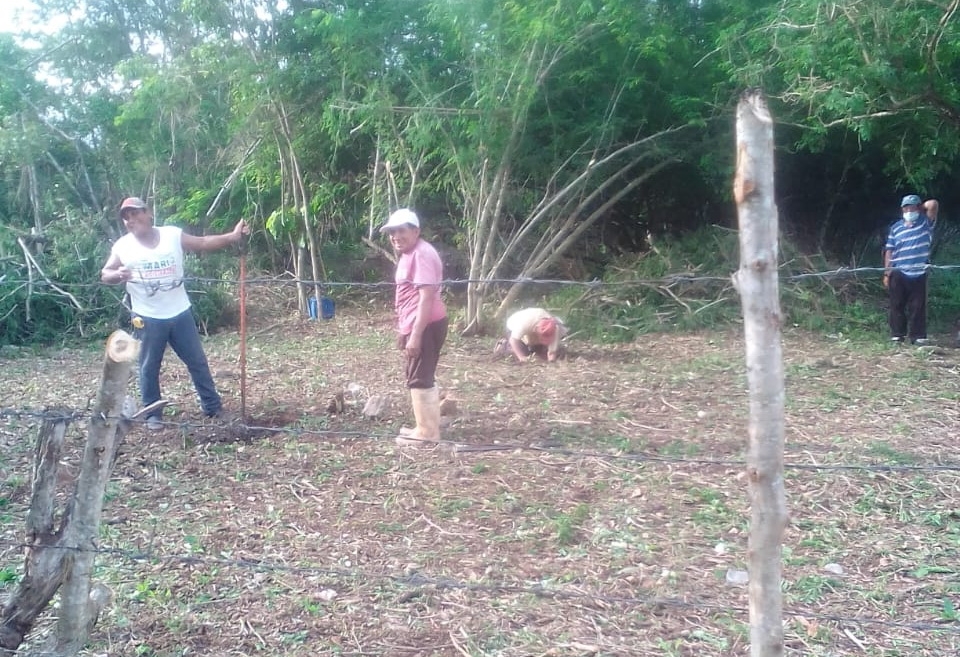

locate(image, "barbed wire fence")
(4, 262), (960, 292)
(0, 536), (957, 638)
(2, 407), (960, 475)
(1, 400), (959, 655)
(3, 262), (960, 335)
(2, 403), (959, 647)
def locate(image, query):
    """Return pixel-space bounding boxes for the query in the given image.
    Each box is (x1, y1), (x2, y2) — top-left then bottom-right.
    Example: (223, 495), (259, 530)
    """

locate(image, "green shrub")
(543, 225), (887, 343)
(928, 220), (960, 334)
(183, 252), (240, 335)
(0, 215), (118, 346)
(0, 215), (242, 346)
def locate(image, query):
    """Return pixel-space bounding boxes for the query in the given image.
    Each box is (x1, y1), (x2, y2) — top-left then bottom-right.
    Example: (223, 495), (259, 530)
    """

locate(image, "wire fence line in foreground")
(1, 406), (959, 475)
(0, 538), (956, 637)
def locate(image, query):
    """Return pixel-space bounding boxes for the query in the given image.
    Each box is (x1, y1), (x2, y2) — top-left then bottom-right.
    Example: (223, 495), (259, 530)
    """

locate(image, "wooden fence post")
(0, 330), (139, 656)
(733, 89), (788, 657)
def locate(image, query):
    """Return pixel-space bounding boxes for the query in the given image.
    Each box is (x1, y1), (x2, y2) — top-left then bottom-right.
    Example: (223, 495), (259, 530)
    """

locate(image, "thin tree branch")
(16, 237), (84, 311)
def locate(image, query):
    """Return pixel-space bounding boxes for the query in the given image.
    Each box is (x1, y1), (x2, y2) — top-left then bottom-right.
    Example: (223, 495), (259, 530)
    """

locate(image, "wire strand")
(0, 538), (955, 636)
(3, 406), (959, 474)
(2, 262), (960, 292)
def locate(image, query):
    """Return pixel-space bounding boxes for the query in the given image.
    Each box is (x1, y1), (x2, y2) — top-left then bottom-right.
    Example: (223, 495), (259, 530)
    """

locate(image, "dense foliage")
(3, 0), (960, 345)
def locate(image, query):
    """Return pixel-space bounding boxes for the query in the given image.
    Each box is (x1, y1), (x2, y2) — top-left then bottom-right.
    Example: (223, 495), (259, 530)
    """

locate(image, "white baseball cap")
(380, 208), (420, 233)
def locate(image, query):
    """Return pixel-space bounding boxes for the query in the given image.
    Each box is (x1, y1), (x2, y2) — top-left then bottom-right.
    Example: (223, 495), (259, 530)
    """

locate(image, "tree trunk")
(492, 156), (675, 323)
(275, 100), (324, 312)
(0, 330), (139, 656)
(733, 89), (787, 657)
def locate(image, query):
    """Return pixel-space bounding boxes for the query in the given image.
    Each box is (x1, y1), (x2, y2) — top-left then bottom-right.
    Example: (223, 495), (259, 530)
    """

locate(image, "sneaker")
(912, 338), (932, 346)
(890, 336), (905, 343)
(146, 416), (163, 431)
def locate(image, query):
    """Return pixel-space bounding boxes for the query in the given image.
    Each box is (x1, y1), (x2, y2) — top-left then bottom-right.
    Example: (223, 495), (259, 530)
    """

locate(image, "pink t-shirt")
(395, 239), (446, 335)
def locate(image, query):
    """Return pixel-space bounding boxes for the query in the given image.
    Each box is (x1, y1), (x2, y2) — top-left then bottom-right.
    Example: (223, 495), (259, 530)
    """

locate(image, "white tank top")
(111, 225), (191, 319)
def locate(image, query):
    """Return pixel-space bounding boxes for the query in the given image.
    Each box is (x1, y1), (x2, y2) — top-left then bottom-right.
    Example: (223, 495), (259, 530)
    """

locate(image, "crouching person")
(381, 209), (448, 447)
(501, 307), (567, 363)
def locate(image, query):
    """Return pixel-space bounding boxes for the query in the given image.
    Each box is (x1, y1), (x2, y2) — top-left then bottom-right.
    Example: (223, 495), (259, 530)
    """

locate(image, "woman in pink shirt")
(380, 209), (448, 446)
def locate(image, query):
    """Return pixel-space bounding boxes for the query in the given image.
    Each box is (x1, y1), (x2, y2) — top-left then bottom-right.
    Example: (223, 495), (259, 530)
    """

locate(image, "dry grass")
(2, 293), (960, 656)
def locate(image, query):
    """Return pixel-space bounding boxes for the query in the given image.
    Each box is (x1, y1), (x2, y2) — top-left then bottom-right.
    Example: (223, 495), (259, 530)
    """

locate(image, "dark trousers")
(137, 309), (222, 418)
(399, 317), (448, 389)
(888, 271), (927, 341)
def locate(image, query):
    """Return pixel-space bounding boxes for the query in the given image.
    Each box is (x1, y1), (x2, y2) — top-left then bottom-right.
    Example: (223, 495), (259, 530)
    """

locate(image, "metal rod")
(239, 244), (247, 422)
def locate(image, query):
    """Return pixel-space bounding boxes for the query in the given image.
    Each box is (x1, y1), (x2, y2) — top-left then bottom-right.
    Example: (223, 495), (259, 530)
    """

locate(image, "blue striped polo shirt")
(885, 216), (933, 278)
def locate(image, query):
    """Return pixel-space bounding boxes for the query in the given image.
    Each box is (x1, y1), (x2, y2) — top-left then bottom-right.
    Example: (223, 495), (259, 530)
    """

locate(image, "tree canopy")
(3, 0), (960, 343)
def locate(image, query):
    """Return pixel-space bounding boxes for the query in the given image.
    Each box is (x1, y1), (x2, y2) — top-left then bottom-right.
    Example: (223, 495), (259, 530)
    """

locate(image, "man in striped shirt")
(883, 194), (939, 344)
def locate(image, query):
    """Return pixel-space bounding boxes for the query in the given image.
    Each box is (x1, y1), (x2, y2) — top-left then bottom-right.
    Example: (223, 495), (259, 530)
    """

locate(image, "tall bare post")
(733, 89), (787, 657)
(239, 238), (248, 421)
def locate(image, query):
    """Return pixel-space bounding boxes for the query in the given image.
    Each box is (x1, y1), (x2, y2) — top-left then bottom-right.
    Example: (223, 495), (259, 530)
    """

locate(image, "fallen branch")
(16, 237), (84, 311)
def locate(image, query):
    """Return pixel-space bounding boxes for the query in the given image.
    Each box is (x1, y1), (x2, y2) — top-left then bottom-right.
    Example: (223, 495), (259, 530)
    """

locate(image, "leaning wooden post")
(0, 412), (72, 654)
(733, 89), (787, 657)
(52, 330), (139, 654)
(0, 330), (139, 657)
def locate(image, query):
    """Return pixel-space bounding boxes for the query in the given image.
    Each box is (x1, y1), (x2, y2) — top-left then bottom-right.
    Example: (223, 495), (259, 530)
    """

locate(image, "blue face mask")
(903, 211), (920, 224)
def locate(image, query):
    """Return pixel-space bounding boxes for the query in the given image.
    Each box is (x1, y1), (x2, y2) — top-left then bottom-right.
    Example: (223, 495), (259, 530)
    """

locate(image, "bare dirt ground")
(2, 289), (960, 656)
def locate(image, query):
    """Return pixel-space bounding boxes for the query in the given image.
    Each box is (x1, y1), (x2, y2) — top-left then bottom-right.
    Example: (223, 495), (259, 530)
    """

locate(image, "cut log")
(105, 330), (138, 363)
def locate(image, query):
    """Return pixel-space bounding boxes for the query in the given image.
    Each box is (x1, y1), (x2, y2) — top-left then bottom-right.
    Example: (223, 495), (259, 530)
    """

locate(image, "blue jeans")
(137, 309), (222, 418)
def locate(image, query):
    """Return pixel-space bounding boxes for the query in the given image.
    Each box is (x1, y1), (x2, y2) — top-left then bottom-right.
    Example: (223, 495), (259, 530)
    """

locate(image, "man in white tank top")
(100, 197), (248, 430)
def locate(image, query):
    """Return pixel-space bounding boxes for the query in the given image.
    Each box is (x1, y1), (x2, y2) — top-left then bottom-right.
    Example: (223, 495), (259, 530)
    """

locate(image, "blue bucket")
(321, 296), (335, 319)
(308, 296), (335, 320)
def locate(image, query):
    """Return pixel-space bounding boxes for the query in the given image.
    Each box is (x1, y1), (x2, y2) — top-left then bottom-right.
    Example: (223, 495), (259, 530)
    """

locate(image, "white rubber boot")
(398, 387), (439, 437)
(397, 388), (420, 438)
(396, 387), (441, 446)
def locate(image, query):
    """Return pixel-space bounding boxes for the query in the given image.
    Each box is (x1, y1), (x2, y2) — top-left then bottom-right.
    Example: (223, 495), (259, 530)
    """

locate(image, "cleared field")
(2, 302), (960, 656)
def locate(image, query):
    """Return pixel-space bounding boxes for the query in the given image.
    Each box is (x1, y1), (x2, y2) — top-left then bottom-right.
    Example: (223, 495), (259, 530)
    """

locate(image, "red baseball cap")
(536, 317), (557, 341)
(119, 197), (148, 214)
